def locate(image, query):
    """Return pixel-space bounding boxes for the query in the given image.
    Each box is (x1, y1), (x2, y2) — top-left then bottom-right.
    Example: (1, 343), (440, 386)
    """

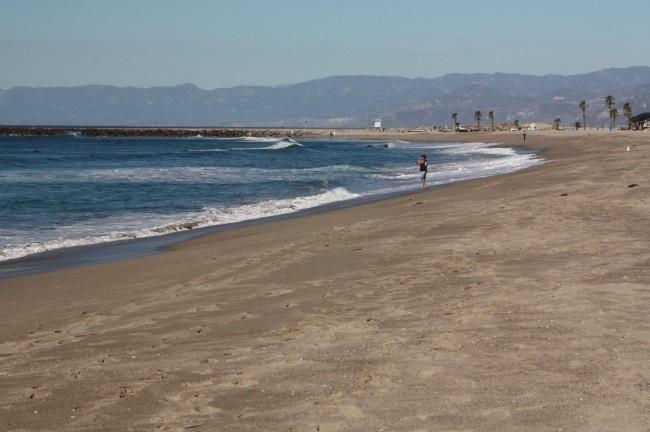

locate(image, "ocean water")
(0, 135), (541, 261)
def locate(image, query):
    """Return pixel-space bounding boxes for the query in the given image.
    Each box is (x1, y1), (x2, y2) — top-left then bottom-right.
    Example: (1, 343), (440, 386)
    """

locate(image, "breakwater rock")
(0, 127), (316, 138)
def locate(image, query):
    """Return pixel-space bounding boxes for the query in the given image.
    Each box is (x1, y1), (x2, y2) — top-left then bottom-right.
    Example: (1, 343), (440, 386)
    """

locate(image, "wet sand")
(1, 130), (649, 431)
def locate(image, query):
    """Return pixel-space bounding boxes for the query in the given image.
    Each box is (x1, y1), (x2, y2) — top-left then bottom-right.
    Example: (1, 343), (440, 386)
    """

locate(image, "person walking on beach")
(417, 154), (428, 188)
(522, 130), (527, 143)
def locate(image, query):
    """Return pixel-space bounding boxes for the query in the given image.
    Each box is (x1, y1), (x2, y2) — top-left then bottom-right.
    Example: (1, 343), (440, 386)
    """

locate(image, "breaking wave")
(232, 137), (303, 150)
(0, 187), (359, 261)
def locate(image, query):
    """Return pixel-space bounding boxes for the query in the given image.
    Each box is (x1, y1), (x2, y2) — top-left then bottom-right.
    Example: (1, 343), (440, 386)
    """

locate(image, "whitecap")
(0, 187), (360, 262)
(240, 136), (291, 143)
(232, 137), (303, 151)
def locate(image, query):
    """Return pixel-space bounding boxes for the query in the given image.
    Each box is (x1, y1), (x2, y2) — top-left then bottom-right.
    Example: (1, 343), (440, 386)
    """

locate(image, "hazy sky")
(2, 0), (648, 89)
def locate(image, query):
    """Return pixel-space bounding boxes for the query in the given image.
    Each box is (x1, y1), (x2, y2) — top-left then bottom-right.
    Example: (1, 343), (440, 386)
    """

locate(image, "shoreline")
(0, 186), (429, 280)
(0, 138), (540, 279)
(1, 130), (649, 430)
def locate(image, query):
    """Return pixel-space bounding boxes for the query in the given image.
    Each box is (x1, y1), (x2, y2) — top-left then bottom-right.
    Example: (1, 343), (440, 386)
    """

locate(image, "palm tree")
(474, 111), (482, 130)
(609, 108), (618, 131)
(514, 119), (520, 130)
(488, 111), (495, 130)
(553, 118), (561, 130)
(604, 96), (615, 130)
(574, 121), (581, 130)
(451, 113), (458, 130)
(579, 100), (588, 130)
(623, 102), (633, 129)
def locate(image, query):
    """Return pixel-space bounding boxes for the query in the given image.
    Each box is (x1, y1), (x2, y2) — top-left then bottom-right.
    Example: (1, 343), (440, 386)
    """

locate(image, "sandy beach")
(1, 130), (649, 431)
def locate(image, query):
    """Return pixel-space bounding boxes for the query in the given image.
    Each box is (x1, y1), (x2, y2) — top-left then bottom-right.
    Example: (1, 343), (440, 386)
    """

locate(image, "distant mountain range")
(1, 67), (649, 128)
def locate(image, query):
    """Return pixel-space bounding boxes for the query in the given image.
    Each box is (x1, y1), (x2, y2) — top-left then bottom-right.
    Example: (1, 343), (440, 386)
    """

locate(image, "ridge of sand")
(1, 131), (649, 431)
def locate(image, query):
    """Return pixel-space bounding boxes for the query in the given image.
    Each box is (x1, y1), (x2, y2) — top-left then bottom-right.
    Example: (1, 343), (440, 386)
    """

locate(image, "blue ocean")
(0, 134), (541, 261)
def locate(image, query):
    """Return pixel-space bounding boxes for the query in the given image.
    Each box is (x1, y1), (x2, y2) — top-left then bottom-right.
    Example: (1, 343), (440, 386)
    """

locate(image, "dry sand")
(1, 130), (649, 431)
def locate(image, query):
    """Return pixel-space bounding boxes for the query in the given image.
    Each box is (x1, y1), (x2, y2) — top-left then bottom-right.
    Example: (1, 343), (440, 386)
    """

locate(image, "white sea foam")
(264, 139), (303, 150)
(370, 142), (541, 185)
(232, 137), (303, 150)
(0, 164), (366, 184)
(240, 136), (289, 143)
(436, 142), (511, 154)
(369, 172), (418, 180)
(0, 187), (360, 262)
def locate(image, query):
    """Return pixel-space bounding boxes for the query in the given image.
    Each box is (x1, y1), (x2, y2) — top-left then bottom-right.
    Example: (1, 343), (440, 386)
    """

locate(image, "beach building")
(373, 119), (383, 129)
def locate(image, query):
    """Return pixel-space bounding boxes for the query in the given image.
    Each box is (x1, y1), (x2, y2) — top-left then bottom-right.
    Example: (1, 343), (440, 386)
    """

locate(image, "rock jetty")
(0, 127), (315, 138)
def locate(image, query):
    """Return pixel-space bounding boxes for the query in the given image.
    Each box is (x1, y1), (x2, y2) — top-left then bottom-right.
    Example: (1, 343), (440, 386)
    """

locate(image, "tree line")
(577, 97), (646, 130)
(450, 110), (497, 131)
(450, 98), (649, 131)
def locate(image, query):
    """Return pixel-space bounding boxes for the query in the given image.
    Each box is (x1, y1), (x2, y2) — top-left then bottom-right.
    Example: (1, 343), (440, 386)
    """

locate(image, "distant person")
(522, 130), (527, 143)
(417, 154), (428, 188)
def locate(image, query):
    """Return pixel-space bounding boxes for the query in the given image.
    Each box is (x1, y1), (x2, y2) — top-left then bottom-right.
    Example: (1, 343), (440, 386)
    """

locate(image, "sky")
(1, 0), (648, 89)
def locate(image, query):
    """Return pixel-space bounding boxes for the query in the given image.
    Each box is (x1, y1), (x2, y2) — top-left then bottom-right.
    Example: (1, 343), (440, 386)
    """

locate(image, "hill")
(1, 67), (649, 127)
